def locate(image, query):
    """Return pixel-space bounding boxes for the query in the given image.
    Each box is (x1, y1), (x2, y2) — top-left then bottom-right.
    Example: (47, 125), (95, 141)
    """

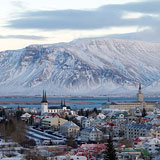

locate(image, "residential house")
(80, 127), (103, 142)
(150, 127), (160, 138)
(97, 113), (106, 120)
(91, 119), (106, 128)
(144, 138), (160, 154)
(60, 121), (80, 138)
(82, 117), (94, 128)
(21, 112), (31, 121)
(53, 155), (87, 160)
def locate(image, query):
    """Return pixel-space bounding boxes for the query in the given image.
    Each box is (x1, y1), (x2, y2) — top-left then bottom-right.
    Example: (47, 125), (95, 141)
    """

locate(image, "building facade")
(80, 127), (103, 142)
(60, 121), (80, 137)
(42, 116), (68, 130)
(41, 91), (71, 114)
(104, 84), (157, 111)
(125, 122), (152, 140)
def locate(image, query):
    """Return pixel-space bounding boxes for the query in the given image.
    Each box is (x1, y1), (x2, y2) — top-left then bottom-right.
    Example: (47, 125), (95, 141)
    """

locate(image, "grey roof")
(49, 106), (71, 110)
(127, 123), (152, 130)
(61, 121), (80, 128)
(81, 127), (101, 133)
(49, 106), (62, 109)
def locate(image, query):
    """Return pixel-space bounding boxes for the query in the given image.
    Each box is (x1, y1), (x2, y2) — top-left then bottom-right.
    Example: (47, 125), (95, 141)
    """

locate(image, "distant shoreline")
(0, 100), (94, 105)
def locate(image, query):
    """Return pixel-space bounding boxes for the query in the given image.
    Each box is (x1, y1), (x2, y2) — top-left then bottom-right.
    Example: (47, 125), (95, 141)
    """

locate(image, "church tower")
(41, 90), (48, 115)
(137, 83), (144, 102)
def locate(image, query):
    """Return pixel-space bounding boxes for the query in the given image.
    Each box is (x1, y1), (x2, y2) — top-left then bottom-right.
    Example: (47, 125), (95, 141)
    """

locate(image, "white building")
(41, 90), (48, 115)
(144, 138), (160, 154)
(41, 91), (71, 115)
(21, 112), (31, 121)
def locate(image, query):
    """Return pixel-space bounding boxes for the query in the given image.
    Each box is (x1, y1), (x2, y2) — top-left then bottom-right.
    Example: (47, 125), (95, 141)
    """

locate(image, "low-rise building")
(53, 155), (87, 160)
(82, 117), (94, 128)
(91, 119), (106, 128)
(125, 123), (152, 140)
(60, 121), (80, 137)
(144, 138), (160, 154)
(150, 127), (160, 138)
(42, 117), (68, 130)
(21, 112), (31, 121)
(80, 127), (103, 142)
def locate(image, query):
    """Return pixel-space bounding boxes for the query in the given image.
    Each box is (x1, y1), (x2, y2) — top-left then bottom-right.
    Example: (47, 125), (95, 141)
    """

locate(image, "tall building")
(41, 90), (48, 115)
(137, 83), (144, 102)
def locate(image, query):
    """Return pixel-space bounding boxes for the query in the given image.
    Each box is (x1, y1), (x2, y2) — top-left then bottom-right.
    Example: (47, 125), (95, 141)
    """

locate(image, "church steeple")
(41, 90), (48, 103)
(139, 83), (142, 92)
(41, 90), (48, 115)
(63, 99), (66, 107)
(60, 100), (63, 107)
(137, 83), (144, 102)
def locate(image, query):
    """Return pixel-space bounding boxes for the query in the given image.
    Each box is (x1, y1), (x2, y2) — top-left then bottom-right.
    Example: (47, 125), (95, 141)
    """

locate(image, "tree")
(15, 110), (23, 120)
(0, 118), (16, 142)
(78, 109), (84, 116)
(104, 136), (117, 160)
(67, 136), (77, 148)
(25, 151), (47, 160)
(142, 108), (147, 117)
(93, 107), (98, 115)
(28, 115), (34, 125)
(11, 118), (28, 146)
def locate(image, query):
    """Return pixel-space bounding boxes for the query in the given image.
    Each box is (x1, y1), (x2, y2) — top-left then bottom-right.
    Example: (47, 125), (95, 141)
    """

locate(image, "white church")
(41, 91), (71, 115)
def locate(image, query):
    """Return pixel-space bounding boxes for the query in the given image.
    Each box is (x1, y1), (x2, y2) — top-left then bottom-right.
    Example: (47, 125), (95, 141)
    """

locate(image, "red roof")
(52, 113), (61, 118)
(107, 122), (116, 126)
(134, 138), (142, 142)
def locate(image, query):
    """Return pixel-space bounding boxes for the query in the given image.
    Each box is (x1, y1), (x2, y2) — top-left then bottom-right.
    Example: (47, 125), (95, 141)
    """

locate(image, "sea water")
(0, 96), (160, 109)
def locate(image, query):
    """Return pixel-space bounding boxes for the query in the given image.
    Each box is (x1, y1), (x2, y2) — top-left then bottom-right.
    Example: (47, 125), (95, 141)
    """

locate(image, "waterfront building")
(102, 84), (157, 111)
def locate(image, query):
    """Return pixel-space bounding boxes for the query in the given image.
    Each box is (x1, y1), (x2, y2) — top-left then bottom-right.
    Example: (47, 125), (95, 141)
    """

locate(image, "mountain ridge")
(0, 38), (160, 96)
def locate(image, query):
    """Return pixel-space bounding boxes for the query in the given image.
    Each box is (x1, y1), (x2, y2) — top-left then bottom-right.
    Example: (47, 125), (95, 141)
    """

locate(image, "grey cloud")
(6, 0), (160, 30)
(106, 28), (160, 43)
(5, 0), (160, 42)
(0, 35), (46, 40)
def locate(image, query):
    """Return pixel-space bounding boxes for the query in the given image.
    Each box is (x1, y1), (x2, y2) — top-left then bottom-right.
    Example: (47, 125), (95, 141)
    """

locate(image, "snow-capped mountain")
(0, 38), (160, 96)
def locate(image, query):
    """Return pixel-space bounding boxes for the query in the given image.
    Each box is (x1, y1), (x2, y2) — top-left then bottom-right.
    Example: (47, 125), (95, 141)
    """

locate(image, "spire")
(63, 99), (66, 107)
(41, 90), (48, 103)
(139, 83), (141, 91)
(45, 91), (47, 101)
(60, 100), (63, 107)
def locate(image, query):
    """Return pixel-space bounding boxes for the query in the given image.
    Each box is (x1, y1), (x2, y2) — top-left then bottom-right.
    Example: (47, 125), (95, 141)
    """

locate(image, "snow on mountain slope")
(0, 38), (160, 96)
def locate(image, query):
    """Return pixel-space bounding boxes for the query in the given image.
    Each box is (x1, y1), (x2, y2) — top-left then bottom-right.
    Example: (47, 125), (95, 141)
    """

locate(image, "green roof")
(117, 148), (149, 157)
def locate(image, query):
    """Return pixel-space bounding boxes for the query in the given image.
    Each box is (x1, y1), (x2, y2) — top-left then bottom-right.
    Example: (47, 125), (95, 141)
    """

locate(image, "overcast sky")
(0, 0), (160, 51)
